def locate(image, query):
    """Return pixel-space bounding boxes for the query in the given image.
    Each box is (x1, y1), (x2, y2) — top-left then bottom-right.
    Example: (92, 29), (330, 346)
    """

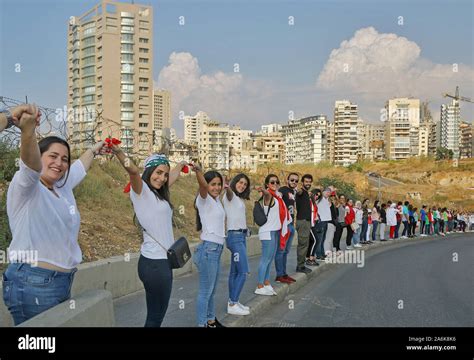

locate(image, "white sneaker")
(264, 284), (277, 295)
(227, 303), (250, 316)
(354, 244), (362, 248)
(237, 302), (250, 311)
(255, 287), (273, 296)
(346, 246), (353, 250)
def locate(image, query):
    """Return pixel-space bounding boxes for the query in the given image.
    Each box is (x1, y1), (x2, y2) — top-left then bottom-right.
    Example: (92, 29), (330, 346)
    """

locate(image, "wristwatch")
(2, 109), (15, 129)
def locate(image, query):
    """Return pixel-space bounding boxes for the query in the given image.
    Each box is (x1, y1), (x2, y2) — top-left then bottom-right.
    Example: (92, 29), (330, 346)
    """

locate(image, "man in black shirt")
(295, 174), (314, 274)
(275, 173), (299, 283)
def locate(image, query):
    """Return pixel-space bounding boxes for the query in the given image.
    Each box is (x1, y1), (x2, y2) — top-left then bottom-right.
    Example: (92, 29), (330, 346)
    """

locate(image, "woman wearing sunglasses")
(254, 174), (290, 296)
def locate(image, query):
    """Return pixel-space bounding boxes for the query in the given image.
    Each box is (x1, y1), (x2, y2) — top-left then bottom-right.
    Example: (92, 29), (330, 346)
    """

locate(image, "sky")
(0, 0), (473, 137)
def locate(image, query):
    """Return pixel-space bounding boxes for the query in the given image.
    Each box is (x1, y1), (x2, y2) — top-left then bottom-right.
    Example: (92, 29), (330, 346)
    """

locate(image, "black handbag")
(253, 198), (272, 226)
(143, 229), (191, 269)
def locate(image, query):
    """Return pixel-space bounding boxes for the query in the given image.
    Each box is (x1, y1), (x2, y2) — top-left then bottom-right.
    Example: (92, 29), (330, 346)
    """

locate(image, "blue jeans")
(193, 241), (223, 327)
(352, 225), (361, 245)
(2, 263), (76, 326)
(372, 221), (379, 240)
(395, 220), (401, 238)
(360, 219), (368, 242)
(402, 220), (409, 237)
(258, 231), (279, 285)
(275, 223), (295, 277)
(316, 221), (328, 258)
(226, 231), (249, 304)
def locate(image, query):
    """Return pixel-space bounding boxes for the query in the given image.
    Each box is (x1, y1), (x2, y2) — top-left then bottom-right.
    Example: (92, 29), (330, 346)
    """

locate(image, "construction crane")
(443, 86), (474, 103)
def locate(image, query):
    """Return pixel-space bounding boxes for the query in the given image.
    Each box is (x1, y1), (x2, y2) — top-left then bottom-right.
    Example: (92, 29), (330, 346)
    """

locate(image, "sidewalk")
(113, 230), (472, 327)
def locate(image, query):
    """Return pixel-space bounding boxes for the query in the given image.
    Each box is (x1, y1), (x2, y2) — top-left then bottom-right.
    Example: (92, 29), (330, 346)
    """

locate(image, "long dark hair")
(230, 173), (251, 200)
(195, 171), (223, 231)
(141, 165), (172, 206)
(264, 174), (279, 189)
(38, 136), (71, 189)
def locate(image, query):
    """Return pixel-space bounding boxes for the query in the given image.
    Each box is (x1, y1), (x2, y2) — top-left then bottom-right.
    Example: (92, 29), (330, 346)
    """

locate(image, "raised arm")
(79, 141), (106, 172)
(168, 160), (188, 187)
(255, 186), (272, 205)
(224, 176), (233, 202)
(192, 163), (208, 199)
(112, 144), (142, 195)
(18, 105), (42, 172)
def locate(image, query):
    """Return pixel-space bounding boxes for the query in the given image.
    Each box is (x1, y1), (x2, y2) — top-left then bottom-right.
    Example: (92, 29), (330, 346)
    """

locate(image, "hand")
(90, 140), (107, 155)
(223, 175), (230, 189)
(11, 104), (41, 128)
(17, 104), (40, 130)
(190, 162), (202, 173)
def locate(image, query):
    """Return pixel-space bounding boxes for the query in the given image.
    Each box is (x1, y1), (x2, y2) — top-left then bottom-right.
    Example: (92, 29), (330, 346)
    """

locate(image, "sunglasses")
(289, 179), (299, 183)
(269, 180), (280, 185)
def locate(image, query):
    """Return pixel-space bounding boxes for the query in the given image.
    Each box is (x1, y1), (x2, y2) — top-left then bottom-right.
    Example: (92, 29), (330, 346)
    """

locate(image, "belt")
(228, 229), (247, 233)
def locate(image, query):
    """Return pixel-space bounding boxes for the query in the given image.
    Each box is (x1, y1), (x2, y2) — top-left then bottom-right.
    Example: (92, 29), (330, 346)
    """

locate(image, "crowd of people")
(1, 105), (472, 328)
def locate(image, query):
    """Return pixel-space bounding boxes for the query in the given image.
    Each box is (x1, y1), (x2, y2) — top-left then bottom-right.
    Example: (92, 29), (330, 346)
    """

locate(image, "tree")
(436, 147), (454, 160)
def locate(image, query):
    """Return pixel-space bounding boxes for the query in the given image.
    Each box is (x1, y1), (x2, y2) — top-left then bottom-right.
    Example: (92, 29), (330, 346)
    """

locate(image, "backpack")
(253, 198), (272, 226)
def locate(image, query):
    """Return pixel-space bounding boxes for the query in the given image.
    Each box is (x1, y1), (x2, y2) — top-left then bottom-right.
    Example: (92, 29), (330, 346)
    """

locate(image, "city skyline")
(0, 0), (473, 138)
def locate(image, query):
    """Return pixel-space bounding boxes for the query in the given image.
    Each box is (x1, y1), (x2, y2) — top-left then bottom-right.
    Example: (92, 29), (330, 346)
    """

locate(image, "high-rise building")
(358, 121), (385, 160)
(459, 121), (473, 158)
(282, 115), (327, 165)
(261, 124), (282, 135)
(153, 89), (171, 131)
(198, 121), (229, 170)
(326, 122), (335, 164)
(239, 133), (285, 172)
(184, 111), (209, 145)
(334, 100), (359, 166)
(67, 1), (153, 156)
(439, 99), (461, 158)
(384, 98), (420, 160)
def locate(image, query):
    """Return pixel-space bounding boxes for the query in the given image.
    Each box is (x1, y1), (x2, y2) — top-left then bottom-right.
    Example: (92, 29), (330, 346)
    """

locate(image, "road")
(367, 174), (404, 188)
(250, 233), (474, 327)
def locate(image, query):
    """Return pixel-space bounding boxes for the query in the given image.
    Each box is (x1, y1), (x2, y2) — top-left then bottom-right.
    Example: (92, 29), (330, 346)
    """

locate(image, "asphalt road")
(367, 174), (403, 188)
(250, 233), (474, 327)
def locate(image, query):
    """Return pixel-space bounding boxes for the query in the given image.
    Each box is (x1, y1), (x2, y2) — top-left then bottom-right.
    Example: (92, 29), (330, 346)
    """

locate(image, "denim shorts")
(2, 263), (77, 326)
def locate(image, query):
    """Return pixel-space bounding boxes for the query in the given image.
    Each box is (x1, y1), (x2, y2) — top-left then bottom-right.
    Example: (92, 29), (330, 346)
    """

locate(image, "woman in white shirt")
(193, 166), (226, 327)
(223, 173), (251, 316)
(3, 105), (106, 325)
(112, 145), (187, 327)
(255, 174), (290, 296)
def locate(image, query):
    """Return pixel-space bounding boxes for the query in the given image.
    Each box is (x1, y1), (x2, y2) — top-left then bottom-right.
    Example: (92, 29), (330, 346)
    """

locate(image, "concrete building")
(184, 111), (209, 145)
(326, 122), (335, 164)
(418, 125), (429, 156)
(282, 115), (328, 165)
(358, 121), (385, 160)
(439, 99), (461, 158)
(459, 121), (473, 158)
(67, 1), (153, 156)
(261, 124), (282, 135)
(153, 89), (171, 131)
(153, 128), (176, 153)
(384, 98), (420, 160)
(198, 121), (229, 170)
(239, 133), (285, 172)
(334, 100), (359, 166)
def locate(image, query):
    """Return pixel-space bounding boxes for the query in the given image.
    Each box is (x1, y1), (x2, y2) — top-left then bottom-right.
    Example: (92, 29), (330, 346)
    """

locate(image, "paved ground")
(114, 231), (473, 327)
(251, 233), (474, 327)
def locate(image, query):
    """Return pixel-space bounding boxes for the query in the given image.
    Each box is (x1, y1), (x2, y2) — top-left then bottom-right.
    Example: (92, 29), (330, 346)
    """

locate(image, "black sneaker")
(296, 266), (312, 274)
(207, 318), (225, 328)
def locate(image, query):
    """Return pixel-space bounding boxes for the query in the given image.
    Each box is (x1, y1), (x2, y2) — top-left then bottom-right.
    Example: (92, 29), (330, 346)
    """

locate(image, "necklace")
(40, 179), (54, 191)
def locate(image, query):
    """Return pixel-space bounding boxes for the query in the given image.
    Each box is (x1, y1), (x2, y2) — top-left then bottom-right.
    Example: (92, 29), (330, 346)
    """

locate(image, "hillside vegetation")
(1, 153), (473, 265)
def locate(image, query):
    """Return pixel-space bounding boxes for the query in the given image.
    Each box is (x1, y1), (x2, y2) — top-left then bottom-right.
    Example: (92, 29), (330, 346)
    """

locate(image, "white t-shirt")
(195, 194), (226, 244)
(318, 197), (332, 221)
(7, 159), (86, 269)
(258, 199), (281, 240)
(130, 180), (174, 260)
(222, 191), (247, 231)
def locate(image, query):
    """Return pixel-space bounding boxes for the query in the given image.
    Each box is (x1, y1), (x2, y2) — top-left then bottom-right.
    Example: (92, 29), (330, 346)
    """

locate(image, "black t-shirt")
(295, 190), (312, 221)
(380, 208), (387, 223)
(279, 186), (296, 217)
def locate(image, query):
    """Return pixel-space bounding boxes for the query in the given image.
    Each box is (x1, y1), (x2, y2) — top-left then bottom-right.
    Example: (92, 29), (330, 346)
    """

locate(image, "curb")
(221, 232), (471, 327)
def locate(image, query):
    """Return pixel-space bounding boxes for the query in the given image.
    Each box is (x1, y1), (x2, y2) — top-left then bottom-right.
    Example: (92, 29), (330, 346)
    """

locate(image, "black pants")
(345, 225), (354, 246)
(333, 222), (346, 251)
(138, 255), (173, 327)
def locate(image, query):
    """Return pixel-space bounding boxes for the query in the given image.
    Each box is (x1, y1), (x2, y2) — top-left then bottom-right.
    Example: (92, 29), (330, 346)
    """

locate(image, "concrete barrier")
(17, 290), (115, 327)
(0, 233), (298, 327)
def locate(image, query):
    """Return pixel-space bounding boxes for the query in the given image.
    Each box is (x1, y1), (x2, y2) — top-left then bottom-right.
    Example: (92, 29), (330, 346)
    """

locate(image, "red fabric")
(310, 199), (318, 227)
(181, 165), (189, 174)
(345, 205), (355, 225)
(123, 182), (131, 193)
(268, 189), (290, 250)
(390, 226), (395, 239)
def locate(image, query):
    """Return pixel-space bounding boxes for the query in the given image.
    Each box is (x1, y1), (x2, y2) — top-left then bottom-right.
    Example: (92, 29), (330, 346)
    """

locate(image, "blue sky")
(0, 0), (472, 134)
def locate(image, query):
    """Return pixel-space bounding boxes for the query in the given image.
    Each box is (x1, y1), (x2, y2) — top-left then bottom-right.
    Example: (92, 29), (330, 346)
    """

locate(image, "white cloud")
(316, 27), (474, 121)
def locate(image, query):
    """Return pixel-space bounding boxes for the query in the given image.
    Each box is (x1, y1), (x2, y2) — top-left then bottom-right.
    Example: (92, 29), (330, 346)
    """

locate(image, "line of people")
(1, 106), (472, 328)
